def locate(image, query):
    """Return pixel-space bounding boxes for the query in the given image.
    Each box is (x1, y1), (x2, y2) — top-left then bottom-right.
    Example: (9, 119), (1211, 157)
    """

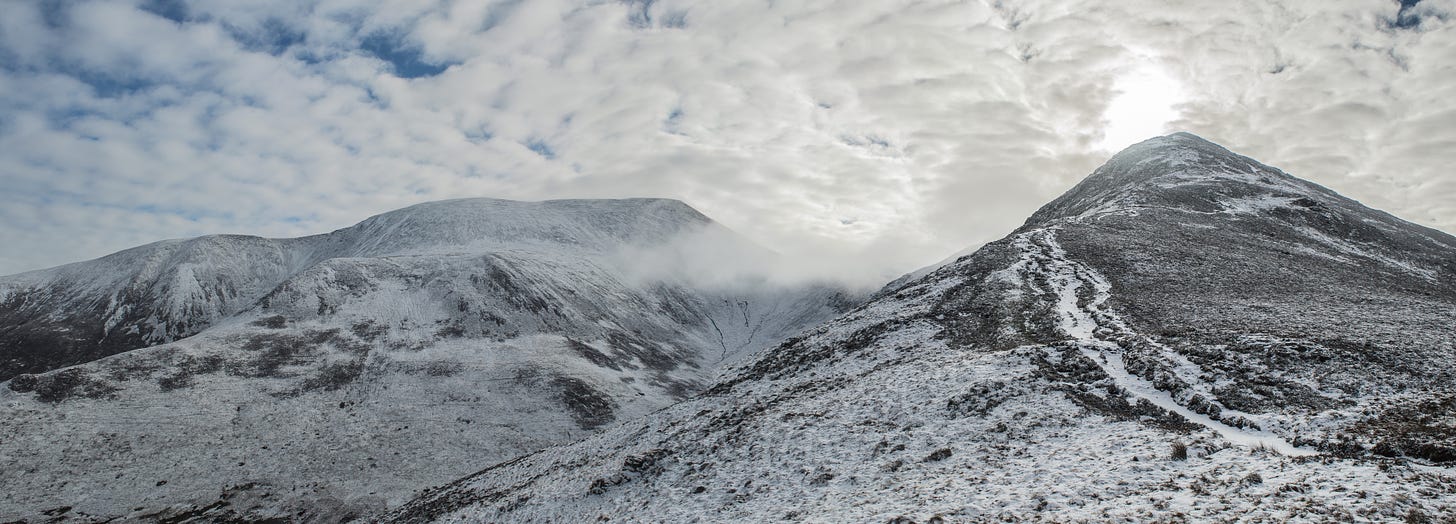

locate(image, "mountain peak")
(1112, 131), (1232, 166)
(1150, 130), (1214, 144)
(333, 197), (715, 257)
(1024, 132), (1316, 226)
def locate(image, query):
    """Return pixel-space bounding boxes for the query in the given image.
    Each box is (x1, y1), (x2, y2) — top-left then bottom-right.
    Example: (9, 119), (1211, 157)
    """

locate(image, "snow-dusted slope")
(0, 234), (323, 380)
(0, 198), (718, 381)
(385, 134), (1456, 523)
(0, 198), (857, 522)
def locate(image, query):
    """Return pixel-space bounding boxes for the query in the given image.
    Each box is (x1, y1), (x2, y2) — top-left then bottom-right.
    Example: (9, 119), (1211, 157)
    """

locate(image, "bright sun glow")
(1097, 65), (1185, 152)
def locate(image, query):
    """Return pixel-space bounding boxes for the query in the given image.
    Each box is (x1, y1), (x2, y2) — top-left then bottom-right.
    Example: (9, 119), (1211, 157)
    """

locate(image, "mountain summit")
(327, 197), (714, 256)
(386, 135), (1456, 522)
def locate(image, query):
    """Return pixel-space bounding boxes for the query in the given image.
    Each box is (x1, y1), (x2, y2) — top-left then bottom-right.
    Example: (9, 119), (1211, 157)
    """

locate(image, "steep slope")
(0, 234), (323, 380)
(385, 134), (1456, 523)
(0, 198), (856, 522)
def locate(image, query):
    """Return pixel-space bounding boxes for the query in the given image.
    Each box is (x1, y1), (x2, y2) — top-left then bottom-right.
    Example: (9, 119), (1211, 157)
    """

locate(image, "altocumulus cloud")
(0, 0), (1452, 284)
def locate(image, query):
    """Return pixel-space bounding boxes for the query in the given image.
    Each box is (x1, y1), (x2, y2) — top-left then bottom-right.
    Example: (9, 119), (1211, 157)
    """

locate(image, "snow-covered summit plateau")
(385, 134), (1456, 523)
(0, 198), (856, 522)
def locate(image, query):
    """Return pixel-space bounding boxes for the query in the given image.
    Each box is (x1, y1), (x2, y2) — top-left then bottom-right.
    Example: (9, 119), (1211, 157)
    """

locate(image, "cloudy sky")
(1, 0), (1452, 282)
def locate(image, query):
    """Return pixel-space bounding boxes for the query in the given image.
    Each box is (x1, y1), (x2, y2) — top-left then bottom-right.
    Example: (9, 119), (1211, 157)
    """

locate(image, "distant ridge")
(0, 197), (716, 380)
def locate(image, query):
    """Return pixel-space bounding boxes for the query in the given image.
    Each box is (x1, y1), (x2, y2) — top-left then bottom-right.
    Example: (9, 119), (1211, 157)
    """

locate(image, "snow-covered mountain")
(0, 198), (735, 380)
(0, 198), (857, 522)
(384, 134), (1456, 522)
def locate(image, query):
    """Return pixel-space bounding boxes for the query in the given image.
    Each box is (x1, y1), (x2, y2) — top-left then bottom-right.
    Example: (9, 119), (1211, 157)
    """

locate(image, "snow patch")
(1218, 194), (1301, 215)
(1016, 227), (1318, 457)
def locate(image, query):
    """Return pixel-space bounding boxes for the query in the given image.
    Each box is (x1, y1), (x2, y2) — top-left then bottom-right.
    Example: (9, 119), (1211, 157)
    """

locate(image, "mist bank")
(603, 222), (943, 294)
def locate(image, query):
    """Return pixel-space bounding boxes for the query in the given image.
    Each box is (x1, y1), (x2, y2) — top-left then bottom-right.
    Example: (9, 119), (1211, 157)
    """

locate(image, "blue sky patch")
(1391, 0), (1425, 29)
(228, 18), (307, 56)
(72, 70), (155, 99)
(360, 31), (453, 78)
(139, 0), (189, 24)
(525, 138), (556, 159)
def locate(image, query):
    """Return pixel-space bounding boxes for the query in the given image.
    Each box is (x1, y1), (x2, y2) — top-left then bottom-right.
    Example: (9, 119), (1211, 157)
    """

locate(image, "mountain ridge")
(382, 134), (1456, 522)
(0, 197), (735, 381)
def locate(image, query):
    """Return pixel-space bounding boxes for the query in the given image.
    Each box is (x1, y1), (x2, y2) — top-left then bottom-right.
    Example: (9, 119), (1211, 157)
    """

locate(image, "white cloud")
(0, 0), (1452, 284)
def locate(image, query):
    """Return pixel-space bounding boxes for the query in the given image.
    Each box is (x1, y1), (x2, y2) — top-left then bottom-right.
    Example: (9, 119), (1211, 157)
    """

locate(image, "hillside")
(0, 198), (856, 522)
(384, 134), (1456, 523)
